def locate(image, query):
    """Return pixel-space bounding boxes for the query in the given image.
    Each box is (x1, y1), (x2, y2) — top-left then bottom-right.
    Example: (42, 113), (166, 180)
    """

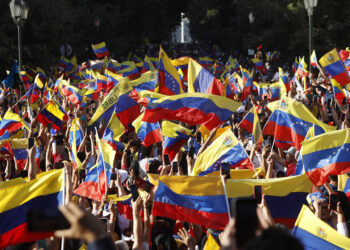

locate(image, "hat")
(284, 147), (296, 156)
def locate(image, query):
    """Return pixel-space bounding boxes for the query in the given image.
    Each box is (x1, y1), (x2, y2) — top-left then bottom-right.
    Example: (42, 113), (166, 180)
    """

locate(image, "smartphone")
(196, 132), (202, 143)
(163, 154), (171, 166)
(28, 138), (35, 149)
(254, 185), (263, 204)
(110, 172), (117, 180)
(329, 193), (338, 210)
(172, 162), (178, 173)
(130, 184), (139, 201)
(27, 209), (70, 232)
(188, 146), (195, 158)
(231, 198), (258, 248)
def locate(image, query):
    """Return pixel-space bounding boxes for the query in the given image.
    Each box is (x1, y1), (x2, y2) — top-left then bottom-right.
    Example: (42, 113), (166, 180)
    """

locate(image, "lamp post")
(9, 0), (29, 72)
(304, 0), (318, 74)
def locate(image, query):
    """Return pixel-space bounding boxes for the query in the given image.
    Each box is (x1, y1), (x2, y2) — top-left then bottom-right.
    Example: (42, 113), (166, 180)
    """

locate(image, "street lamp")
(9, 0), (29, 71)
(304, 0), (318, 74)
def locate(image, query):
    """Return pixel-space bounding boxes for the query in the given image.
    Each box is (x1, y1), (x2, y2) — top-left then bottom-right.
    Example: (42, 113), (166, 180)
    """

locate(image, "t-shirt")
(285, 160), (296, 176)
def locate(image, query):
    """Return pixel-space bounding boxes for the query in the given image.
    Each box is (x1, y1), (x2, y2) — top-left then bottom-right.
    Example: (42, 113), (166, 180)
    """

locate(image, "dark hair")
(129, 161), (140, 177)
(141, 145), (153, 158)
(148, 160), (162, 174)
(329, 175), (338, 182)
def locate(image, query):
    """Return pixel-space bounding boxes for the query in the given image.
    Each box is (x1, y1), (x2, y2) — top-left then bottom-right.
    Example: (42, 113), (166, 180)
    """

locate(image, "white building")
(172, 13), (192, 44)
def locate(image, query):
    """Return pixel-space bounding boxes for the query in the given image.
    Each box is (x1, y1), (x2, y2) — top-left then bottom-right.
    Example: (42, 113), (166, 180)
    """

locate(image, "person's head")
(129, 140), (140, 153)
(129, 161), (140, 179)
(284, 147), (296, 163)
(77, 151), (86, 162)
(142, 145), (154, 158)
(148, 160), (162, 174)
(329, 175), (338, 185)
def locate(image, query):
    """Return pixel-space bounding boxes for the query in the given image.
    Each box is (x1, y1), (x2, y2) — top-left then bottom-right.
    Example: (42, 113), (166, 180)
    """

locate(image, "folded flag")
(36, 101), (68, 131)
(0, 110), (29, 136)
(301, 128), (350, 186)
(132, 113), (162, 148)
(192, 129), (253, 176)
(240, 106), (263, 146)
(292, 205), (350, 250)
(91, 42), (110, 58)
(262, 97), (336, 150)
(143, 93), (241, 130)
(0, 169), (64, 248)
(162, 121), (192, 162)
(226, 174), (313, 228)
(153, 175), (229, 230)
(157, 47), (182, 95)
(187, 59), (224, 96)
(319, 48), (350, 86)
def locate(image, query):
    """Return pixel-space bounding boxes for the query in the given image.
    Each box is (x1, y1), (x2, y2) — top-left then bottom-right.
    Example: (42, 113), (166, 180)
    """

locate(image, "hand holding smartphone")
(163, 154), (171, 166)
(329, 193), (338, 211)
(254, 185), (263, 204)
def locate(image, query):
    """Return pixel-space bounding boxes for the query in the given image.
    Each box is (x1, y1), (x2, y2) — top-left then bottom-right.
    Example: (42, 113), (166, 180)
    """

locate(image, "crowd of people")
(1, 42), (350, 250)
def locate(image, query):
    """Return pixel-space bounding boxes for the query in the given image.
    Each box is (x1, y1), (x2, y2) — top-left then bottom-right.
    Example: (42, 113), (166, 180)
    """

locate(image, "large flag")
(187, 59), (224, 96)
(262, 97), (336, 150)
(192, 129), (253, 176)
(153, 175), (229, 230)
(88, 78), (140, 129)
(157, 47), (182, 95)
(132, 113), (162, 148)
(36, 101), (68, 131)
(226, 174), (313, 228)
(162, 121), (192, 162)
(74, 137), (114, 201)
(0, 169), (64, 248)
(240, 106), (263, 146)
(292, 205), (350, 250)
(319, 48), (350, 86)
(301, 128), (350, 186)
(91, 42), (110, 58)
(143, 93), (241, 130)
(0, 110), (29, 136)
(130, 71), (157, 92)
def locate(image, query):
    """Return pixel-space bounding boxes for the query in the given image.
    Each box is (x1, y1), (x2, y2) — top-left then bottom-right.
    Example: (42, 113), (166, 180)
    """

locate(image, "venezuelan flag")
(74, 138), (114, 201)
(132, 113), (162, 148)
(105, 69), (125, 91)
(204, 233), (220, 250)
(226, 174), (313, 228)
(157, 47), (182, 95)
(262, 97), (336, 150)
(278, 67), (290, 92)
(106, 60), (121, 73)
(339, 49), (350, 71)
(301, 128), (350, 186)
(69, 118), (83, 168)
(131, 71), (156, 92)
(36, 101), (68, 130)
(171, 56), (189, 81)
(92, 71), (108, 91)
(193, 129), (253, 176)
(102, 111), (125, 152)
(162, 121), (192, 162)
(0, 169), (64, 248)
(240, 67), (254, 102)
(141, 55), (155, 73)
(0, 110), (29, 136)
(88, 78), (140, 129)
(223, 76), (235, 99)
(295, 57), (309, 78)
(259, 82), (281, 101)
(61, 81), (85, 105)
(91, 42), (110, 58)
(109, 194), (133, 220)
(310, 50), (318, 67)
(8, 138), (31, 170)
(228, 56), (240, 71)
(188, 59), (224, 96)
(292, 205), (350, 249)
(143, 93), (241, 130)
(292, 57), (299, 73)
(240, 106), (263, 146)
(199, 56), (214, 69)
(118, 63), (140, 80)
(199, 125), (231, 143)
(331, 78), (346, 105)
(252, 58), (264, 71)
(153, 175), (229, 230)
(338, 174), (350, 199)
(319, 48), (350, 86)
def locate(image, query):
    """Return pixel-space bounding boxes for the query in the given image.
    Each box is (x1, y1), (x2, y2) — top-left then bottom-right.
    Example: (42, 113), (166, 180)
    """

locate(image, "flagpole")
(61, 167), (66, 250)
(220, 175), (231, 218)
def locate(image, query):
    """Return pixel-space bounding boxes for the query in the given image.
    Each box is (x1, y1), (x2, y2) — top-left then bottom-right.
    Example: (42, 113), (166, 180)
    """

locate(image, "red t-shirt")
(285, 160), (296, 176)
